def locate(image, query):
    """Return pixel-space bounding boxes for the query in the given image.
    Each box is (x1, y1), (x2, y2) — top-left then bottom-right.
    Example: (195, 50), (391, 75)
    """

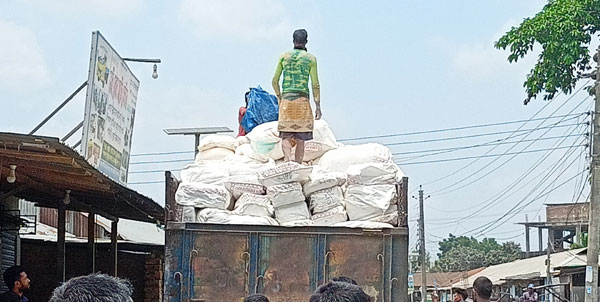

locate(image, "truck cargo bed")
(164, 171), (409, 302)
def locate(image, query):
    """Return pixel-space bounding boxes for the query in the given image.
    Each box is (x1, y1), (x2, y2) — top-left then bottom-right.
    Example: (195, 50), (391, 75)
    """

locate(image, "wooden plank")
(0, 149), (70, 164)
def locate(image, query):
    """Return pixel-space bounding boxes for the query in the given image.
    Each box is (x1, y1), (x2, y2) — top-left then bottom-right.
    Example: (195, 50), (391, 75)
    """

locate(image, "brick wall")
(144, 251), (164, 302)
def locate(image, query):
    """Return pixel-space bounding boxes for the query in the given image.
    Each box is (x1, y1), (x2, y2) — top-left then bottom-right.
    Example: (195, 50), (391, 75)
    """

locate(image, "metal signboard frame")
(81, 31), (140, 184)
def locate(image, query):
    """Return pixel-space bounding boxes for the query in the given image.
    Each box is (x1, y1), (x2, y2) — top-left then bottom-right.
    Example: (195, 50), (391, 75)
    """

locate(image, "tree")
(495, 0), (600, 104)
(410, 247), (432, 273)
(433, 234), (522, 272)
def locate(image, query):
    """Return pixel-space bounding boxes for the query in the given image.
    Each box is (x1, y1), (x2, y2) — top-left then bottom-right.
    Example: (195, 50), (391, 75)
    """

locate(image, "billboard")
(81, 31), (139, 184)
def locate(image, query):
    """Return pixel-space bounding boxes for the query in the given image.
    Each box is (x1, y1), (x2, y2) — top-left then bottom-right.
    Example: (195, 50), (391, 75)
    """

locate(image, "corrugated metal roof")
(450, 248), (587, 288)
(0, 132), (164, 223)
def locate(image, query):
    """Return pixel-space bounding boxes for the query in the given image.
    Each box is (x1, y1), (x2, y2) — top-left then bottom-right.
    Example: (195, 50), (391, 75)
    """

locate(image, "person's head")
(527, 284), (534, 293)
(332, 276), (358, 285)
(292, 29), (308, 48)
(49, 274), (133, 302)
(309, 281), (371, 302)
(453, 288), (468, 302)
(244, 294), (269, 302)
(472, 277), (492, 302)
(3, 265), (29, 293)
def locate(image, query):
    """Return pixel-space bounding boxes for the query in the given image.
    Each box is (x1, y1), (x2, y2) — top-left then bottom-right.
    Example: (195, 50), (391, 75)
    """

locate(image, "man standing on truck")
(272, 29), (321, 163)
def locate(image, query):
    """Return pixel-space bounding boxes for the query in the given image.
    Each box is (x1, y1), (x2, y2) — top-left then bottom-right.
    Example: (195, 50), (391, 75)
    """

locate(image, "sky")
(1, 0), (597, 257)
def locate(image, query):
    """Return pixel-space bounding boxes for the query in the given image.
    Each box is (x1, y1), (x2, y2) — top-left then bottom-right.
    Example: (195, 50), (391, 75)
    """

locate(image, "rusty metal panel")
(165, 171), (182, 223)
(257, 234), (318, 302)
(546, 203), (589, 223)
(326, 234), (385, 301)
(188, 232), (250, 302)
(164, 228), (184, 302)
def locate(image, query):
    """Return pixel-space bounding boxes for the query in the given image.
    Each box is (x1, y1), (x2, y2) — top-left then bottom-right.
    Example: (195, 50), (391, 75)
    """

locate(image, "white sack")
(180, 163), (229, 184)
(195, 148), (235, 162)
(267, 182), (306, 208)
(198, 134), (238, 152)
(257, 162), (312, 187)
(274, 202), (311, 223)
(333, 221), (394, 229)
(302, 120), (339, 161)
(303, 169), (347, 196)
(345, 184), (396, 221)
(175, 182), (231, 209)
(197, 208), (279, 225)
(317, 143), (394, 173)
(369, 206), (399, 226)
(347, 163), (402, 185)
(312, 206), (348, 226)
(246, 122), (282, 161)
(181, 206), (197, 222)
(236, 135), (250, 145)
(309, 186), (345, 214)
(281, 219), (314, 227)
(226, 156), (273, 175)
(245, 120), (339, 162)
(233, 193), (274, 217)
(224, 174), (266, 199)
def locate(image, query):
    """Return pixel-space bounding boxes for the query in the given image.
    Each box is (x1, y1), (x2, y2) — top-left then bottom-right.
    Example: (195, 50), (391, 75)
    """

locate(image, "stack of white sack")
(258, 162), (313, 225)
(344, 163), (404, 226)
(245, 120), (338, 163)
(303, 168), (348, 226)
(194, 134), (238, 162)
(175, 135), (275, 224)
(175, 162), (232, 212)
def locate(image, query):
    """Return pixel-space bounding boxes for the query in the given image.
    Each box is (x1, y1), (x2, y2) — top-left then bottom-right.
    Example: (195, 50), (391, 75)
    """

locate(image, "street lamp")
(122, 58), (161, 79)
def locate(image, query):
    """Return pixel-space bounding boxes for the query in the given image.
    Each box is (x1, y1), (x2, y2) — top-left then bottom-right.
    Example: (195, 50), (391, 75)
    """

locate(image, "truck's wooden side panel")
(164, 173), (409, 302)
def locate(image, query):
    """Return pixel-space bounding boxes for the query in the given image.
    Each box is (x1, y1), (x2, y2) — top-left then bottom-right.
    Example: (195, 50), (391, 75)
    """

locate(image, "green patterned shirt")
(272, 49), (320, 102)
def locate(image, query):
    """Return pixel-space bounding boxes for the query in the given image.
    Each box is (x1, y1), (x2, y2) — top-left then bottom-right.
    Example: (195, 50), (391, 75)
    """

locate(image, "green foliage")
(495, 0), (600, 104)
(410, 247), (433, 273)
(433, 234), (522, 272)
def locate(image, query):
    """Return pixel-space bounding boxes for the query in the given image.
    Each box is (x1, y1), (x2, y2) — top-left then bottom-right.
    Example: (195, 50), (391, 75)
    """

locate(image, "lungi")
(278, 92), (314, 141)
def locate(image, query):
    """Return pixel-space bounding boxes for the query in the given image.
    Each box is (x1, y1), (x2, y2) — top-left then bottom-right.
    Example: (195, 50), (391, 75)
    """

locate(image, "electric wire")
(416, 84), (589, 191)
(428, 95), (591, 195)
(422, 121), (587, 218)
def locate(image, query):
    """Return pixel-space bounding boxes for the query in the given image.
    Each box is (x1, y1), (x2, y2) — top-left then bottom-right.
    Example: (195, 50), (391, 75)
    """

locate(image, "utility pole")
(546, 239), (552, 302)
(586, 47), (600, 302)
(418, 186), (429, 302)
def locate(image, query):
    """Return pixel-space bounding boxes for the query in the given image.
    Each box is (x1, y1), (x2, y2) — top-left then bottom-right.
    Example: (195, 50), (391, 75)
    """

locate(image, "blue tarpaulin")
(241, 86), (279, 133)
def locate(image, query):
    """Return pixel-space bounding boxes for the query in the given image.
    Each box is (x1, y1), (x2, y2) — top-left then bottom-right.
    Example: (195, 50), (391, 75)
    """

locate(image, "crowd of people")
(1, 264), (541, 302)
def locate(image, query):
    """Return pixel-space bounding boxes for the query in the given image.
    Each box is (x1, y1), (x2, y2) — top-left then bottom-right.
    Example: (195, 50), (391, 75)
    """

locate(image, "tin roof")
(450, 248), (587, 288)
(0, 132), (164, 223)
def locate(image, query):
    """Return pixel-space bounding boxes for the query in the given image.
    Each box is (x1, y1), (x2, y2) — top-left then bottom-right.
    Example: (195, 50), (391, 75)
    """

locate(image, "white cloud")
(0, 19), (50, 91)
(178, 0), (291, 41)
(449, 19), (538, 81)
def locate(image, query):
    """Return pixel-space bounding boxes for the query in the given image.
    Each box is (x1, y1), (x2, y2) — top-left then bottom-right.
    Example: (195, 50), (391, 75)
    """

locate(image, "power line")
(338, 112), (585, 142)
(131, 150), (194, 157)
(429, 124), (586, 218)
(414, 84), (590, 193)
(396, 144), (585, 166)
(130, 158), (193, 165)
(435, 136), (585, 231)
(427, 96), (591, 195)
(393, 133), (584, 158)
(129, 180), (164, 185)
(129, 168), (183, 175)
(385, 121), (584, 147)
(471, 167), (588, 238)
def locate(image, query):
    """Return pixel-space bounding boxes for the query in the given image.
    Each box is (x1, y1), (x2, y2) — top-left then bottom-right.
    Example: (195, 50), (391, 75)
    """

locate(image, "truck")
(163, 171), (410, 302)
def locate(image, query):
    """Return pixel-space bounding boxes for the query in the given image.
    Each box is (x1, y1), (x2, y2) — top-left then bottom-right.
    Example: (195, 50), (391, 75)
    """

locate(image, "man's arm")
(272, 56), (283, 100)
(310, 57), (321, 119)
